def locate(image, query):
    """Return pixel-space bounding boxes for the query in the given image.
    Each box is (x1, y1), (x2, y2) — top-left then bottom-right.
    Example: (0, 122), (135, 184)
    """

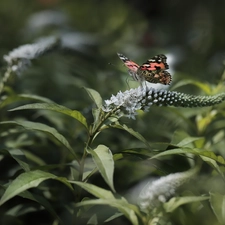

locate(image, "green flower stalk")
(102, 86), (225, 119)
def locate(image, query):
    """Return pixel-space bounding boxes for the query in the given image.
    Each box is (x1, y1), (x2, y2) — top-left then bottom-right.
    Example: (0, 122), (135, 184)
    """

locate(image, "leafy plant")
(1, 37), (225, 225)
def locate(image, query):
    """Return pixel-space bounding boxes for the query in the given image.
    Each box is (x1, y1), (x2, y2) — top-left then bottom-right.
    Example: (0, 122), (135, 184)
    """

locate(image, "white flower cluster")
(4, 36), (59, 74)
(102, 84), (225, 120)
(103, 86), (149, 119)
(139, 170), (193, 212)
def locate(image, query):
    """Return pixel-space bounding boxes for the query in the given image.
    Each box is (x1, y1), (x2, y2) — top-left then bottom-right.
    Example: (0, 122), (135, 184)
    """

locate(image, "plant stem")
(0, 67), (13, 95)
(78, 106), (121, 183)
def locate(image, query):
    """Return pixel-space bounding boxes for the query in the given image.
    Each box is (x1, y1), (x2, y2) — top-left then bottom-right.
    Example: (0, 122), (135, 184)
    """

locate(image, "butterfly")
(117, 53), (172, 85)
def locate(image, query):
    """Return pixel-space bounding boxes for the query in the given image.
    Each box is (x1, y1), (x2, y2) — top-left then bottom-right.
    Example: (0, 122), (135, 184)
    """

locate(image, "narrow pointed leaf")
(210, 192), (225, 224)
(84, 87), (102, 108)
(0, 149), (30, 172)
(111, 123), (151, 148)
(151, 148), (225, 178)
(88, 145), (115, 192)
(151, 148), (225, 165)
(18, 94), (54, 103)
(87, 214), (98, 225)
(164, 196), (209, 213)
(70, 181), (114, 199)
(0, 93), (54, 108)
(200, 155), (225, 178)
(176, 137), (204, 147)
(0, 170), (73, 206)
(171, 80), (212, 94)
(0, 121), (78, 159)
(76, 199), (139, 225)
(19, 191), (64, 225)
(9, 103), (88, 129)
(104, 213), (123, 222)
(92, 108), (101, 124)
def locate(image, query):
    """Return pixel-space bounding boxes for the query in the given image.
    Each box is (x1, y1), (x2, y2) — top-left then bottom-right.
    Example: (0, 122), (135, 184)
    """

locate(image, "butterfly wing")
(117, 53), (139, 72)
(117, 53), (171, 85)
(117, 53), (140, 81)
(138, 54), (171, 85)
(140, 70), (172, 85)
(139, 54), (169, 71)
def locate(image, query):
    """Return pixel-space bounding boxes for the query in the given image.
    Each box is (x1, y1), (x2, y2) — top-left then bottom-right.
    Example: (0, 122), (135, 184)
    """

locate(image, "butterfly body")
(117, 53), (172, 85)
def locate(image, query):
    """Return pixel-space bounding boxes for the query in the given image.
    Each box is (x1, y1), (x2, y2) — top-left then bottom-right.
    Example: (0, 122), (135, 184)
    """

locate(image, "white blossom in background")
(26, 10), (68, 32)
(60, 32), (97, 52)
(138, 168), (198, 212)
(25, 10), (96, 52)
(3, 36), (59, 75)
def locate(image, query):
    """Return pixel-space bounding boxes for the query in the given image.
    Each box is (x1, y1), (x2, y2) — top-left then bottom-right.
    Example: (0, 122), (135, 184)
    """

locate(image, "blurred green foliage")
(1, 0), (225, 225)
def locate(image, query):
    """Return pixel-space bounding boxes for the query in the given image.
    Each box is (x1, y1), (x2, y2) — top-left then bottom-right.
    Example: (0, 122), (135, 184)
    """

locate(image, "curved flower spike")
(102, 86), (225, 119)
(139, 164), (200, 212)
(4, 36), (60, 75)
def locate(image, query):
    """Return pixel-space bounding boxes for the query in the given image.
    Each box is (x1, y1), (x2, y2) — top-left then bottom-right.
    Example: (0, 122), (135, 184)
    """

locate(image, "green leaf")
(104, 213), (123, 222)
(151, 148), (225, 165)
(151, 148), (187, 159)
(164, 196), (209, 213)
(0, 121), (78, 160)
(19, 191), (64, 225)
(18, 94), (55, 103)
(111, 123), (151, 148)
(71, 181), (142, 224)
(0, 93), (54, 108)
(70, 181), (114, 199)
(170, 130), (189, 145)
(200, 155), (225, 178)
(22, 150), (46, 166)
(210, 192), (225, 224)
(176, 137), (204, 147)
(196, 110), (218, 133)
(151, 148), (225, 178)
(199, 151), (225, 165)
(92, 108), (101, 124)
(171, 79), (212, 94)
(87, 214), (98, 225)
(118, 148), (154, 158)
(88, 145), (115, 192)
(0, 149), (30, 172)
(84, 87), (102, 108)
(9, 103), (88, 129)
(171, 130), (203, 147)
(0, 170), (73, 206)
(76, 199), (139, 225)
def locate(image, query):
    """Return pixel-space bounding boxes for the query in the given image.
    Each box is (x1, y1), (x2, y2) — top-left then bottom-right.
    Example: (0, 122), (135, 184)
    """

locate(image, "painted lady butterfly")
(117, 53), (172, 85)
